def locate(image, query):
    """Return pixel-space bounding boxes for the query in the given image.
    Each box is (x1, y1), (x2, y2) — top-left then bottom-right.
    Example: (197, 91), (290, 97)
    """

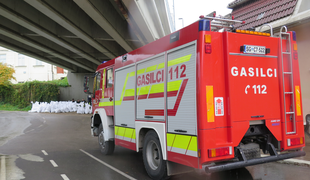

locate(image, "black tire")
(142, 130), (167, 180)
(98, 123), (115, 155)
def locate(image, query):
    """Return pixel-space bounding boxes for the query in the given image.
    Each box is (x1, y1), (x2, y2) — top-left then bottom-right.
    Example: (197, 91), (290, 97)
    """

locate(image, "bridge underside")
(0, 0), (172, 73)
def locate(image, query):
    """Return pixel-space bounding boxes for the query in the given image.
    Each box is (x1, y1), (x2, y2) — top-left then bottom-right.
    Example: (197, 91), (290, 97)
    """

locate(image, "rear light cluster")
(293, 43), (298, 60)
(204, 34), (212, 54)
(208, 146), (232, 158)
(287, 137), (304, 146)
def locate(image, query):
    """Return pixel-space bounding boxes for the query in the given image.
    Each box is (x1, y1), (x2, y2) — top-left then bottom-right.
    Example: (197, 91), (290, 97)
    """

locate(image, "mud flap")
(305, 115), (310, 137)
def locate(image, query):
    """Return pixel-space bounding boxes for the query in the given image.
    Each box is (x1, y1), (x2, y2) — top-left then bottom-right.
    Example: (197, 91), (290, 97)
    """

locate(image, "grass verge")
(0, 103), (31, 111)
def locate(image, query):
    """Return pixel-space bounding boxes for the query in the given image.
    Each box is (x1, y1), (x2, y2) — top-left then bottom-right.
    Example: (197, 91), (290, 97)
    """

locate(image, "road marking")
(50, 160), (58, 167)
(80, 149), (137, 180)
(25, 129), (35, 133)
(61, 174), (70, 180)
(1, 156), (6, 180)
(42, 150), (48, 156)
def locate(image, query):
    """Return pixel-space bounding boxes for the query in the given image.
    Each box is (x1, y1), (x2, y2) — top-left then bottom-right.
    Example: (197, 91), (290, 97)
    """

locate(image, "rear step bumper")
(205, 143), (306, 173)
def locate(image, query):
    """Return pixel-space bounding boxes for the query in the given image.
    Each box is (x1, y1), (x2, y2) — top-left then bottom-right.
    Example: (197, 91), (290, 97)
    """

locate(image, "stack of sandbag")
(28, 101), (41, 113)
(28, 101), (92, 114)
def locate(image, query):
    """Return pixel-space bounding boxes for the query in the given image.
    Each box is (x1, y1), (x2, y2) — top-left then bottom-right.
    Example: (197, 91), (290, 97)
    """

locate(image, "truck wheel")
(143, 130), (167, 180)
(98, 123), (115, 155)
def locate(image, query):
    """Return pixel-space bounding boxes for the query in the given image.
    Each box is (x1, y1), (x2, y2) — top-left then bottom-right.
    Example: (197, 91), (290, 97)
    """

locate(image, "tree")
(0, 62), (16, 85)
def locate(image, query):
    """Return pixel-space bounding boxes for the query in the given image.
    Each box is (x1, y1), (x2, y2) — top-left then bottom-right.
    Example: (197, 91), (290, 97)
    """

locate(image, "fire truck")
(86, 15), (306, 179)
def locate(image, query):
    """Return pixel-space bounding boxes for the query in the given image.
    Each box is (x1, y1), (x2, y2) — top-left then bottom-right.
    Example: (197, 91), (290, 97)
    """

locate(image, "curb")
(277, 158), (310, 167)
(261, 154), (310, 167)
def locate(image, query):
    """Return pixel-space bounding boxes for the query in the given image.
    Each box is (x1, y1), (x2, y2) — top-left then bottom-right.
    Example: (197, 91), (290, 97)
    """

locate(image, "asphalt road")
(0, 111), (310, 180)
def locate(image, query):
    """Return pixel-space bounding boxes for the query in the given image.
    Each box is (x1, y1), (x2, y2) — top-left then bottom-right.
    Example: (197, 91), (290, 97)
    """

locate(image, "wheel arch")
(92, 108), (114, 141)
(135, 121), (167, 160)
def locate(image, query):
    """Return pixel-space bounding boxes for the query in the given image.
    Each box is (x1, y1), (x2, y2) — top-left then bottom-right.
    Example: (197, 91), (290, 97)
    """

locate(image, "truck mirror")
(305, 115), (310, 137)
(84, 76), (91, 94)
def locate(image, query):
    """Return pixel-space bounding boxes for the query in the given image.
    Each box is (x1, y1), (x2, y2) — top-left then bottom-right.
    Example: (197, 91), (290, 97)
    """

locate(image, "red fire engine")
(86, 15), (306, 179)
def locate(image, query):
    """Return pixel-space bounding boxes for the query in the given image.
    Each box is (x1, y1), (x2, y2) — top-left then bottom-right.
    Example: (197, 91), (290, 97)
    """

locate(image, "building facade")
(0, 46), (67, 83)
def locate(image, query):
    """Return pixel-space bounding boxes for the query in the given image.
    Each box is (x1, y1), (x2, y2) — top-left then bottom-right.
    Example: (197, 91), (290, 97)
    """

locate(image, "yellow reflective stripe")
(115, 126), (119, 135)
(136, 87), (140, 95)
(102, 69), (106, 97)
(137, 68), (145, 75)
(206, 86), (214, 122)
(124, 128), (134, 139)
(115, 73), (130, 106)
(99, 101), (113, 106)
(150, 83), (164, 94)
(146, 65), (157, 72)
(158, 63), (165, 69)
(188, 137), (197, 151)
(173, 134), (191, 149)
(138, 80), (181, 96)
(167, 134), (176, 147)
(124, 88), (135, 97)
(139, 86), (150, 95)
(115, 127), (136, 140)
(296, 86), (301, 116)
(117, 127), (126, 136)
(168, 54), (192, 67)
(132, 129), (136, 140)
(130, 71), (135, 77)
(167, 80), (182, 92)
(167, 133), (197, 152)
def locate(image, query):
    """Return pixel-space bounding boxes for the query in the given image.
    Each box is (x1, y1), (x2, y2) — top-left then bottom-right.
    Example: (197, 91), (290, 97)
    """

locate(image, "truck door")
(104, 67), (114, 99)
(92, 71), (103, 108)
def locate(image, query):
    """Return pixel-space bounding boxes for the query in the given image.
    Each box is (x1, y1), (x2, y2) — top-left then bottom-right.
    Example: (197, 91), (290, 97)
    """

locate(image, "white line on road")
(50, 160), (58, 167)
(80, 149), (137, 180)
(61, 174), (70, 180)
(1, 156), (6, 180)
(42, 150), (48, 156)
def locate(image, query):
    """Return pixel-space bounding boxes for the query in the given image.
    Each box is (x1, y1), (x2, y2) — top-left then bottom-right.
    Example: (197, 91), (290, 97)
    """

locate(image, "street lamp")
(179, 18), (184, 28)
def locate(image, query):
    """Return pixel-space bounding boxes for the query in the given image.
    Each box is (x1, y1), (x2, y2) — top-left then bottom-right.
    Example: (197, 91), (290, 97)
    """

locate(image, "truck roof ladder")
(280, 26), (296, 135)
(201, 14), (245, 31)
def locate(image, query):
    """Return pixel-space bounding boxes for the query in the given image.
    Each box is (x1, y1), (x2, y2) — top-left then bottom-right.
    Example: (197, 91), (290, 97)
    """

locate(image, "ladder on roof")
(280, 26), (296, 135)
(201, 12), (245, 31)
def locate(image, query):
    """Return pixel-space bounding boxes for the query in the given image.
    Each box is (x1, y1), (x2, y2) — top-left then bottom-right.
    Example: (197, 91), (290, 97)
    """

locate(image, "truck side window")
(106, 68), (113, 88)
(93, 72), (101, 94)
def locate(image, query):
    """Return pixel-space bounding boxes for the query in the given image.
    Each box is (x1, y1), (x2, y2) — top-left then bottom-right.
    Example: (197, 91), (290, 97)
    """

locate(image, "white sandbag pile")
(28, 101), (92, 114)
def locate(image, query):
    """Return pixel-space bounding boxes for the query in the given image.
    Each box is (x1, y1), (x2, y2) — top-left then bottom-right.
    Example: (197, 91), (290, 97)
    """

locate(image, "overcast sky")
(168, 0), (234, 30)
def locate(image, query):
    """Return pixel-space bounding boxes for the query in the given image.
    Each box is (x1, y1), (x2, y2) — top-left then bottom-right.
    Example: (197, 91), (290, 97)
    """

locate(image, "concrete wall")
(60, 72), (94, 101)
(290, 22), (310, 120)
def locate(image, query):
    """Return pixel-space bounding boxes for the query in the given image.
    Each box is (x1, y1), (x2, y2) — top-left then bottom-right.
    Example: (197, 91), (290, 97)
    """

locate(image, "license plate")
(243, 45), (266, 55)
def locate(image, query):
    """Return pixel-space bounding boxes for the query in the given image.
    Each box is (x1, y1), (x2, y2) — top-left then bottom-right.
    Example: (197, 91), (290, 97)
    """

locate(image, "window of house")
(0, 54), (6, 64)
(36, 60), (43, 65)
(18, 54), (26, 66)
(106, 68), (113, 88)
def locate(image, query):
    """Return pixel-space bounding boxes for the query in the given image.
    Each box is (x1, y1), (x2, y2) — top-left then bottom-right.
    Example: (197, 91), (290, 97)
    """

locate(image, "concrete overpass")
(0, 0), (173, 73)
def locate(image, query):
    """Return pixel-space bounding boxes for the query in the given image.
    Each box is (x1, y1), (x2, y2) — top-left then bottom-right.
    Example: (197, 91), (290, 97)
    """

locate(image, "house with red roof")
(228, 0), (310, 122)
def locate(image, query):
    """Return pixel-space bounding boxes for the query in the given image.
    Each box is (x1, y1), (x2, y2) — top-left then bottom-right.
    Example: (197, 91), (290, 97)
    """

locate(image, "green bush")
(0, 78), (69, 109)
